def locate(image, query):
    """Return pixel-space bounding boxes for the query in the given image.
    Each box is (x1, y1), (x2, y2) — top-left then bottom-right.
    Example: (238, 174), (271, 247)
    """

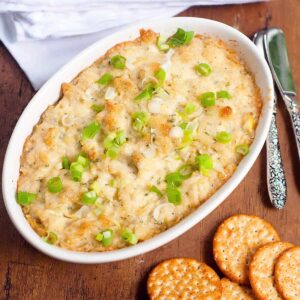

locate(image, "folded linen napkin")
(0, 0), (265, 90)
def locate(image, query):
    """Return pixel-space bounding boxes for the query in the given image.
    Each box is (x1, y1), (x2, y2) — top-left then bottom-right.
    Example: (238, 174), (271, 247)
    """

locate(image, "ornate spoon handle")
(283, 94), (300, 161)
(266, 110), (287, 209)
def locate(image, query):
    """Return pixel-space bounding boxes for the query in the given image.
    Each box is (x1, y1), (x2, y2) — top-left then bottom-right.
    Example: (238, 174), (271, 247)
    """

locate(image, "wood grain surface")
(1, 1), (299, 299)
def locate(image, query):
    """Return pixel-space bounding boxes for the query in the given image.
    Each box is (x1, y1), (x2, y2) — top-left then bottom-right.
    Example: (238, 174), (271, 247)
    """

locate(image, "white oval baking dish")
(2, 17), (274, 263)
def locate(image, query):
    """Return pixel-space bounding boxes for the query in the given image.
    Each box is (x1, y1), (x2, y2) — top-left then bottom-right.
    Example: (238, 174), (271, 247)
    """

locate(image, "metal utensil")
(253, 30), (287, 209)
(264, 28), (300, 162)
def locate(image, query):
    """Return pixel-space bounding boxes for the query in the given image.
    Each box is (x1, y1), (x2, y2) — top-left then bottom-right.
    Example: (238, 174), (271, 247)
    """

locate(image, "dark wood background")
(1, 1), (299, 299)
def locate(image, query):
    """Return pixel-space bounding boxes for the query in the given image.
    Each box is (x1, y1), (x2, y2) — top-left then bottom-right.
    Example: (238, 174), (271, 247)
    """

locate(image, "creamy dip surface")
(17, 29), (262, 251)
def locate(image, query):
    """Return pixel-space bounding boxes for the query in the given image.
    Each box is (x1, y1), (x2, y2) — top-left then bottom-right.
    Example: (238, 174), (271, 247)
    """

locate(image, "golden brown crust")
(213, 214), (280, 285)
(147, 258), (221, 300)
(274, 246), (300, 300)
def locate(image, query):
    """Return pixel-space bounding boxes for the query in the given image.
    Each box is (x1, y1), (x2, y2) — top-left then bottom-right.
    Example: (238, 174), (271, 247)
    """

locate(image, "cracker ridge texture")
(274, 246), (300, 300)
(249, 241), (293, 300)
(220, 278), (255, 300)
(213, 214), (280, 284)
(147, 258), (221, 300)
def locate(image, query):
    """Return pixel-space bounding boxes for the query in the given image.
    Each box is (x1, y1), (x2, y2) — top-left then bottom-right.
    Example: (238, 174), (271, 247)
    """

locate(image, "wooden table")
(1, 1), (299, 299)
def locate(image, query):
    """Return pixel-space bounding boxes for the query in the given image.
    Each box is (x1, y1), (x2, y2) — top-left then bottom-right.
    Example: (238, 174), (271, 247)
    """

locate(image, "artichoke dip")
(17, 28), (262, 251)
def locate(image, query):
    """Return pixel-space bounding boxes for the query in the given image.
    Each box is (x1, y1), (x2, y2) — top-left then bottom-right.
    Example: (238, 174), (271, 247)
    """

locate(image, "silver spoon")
(253, 30), (287, 209)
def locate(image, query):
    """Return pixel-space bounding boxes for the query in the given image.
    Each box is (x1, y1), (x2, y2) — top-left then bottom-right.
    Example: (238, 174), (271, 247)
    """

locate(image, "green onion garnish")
(47, 177), (63, 193)
(111, 55), (126, 69)
(97, 73), (113, 85)
(195, 154), (213, 176)
(166, 186), (182, 205)
(135, 83), (155, 101)
(154, 68), (166, 86)
(150, 185), (163, 197)
(114, 130), (126, 146)
(44, 232), (58, 245)
(165, 172), (186, 188)
(81, 190), (97, 205)
(91, 104), (104, 113)
(82, 121), (101, 140)
(217, 90), (231, 99)
(180, 122), (194, 146)
(132, 112), (148, 132)
(95, 229), (113, 247)
(17, 191), (37, 206)
(199, 92), (216, 108)
(70, 162), (85, 182)
(177, 164), (194, 179)
(90, 181), (101, 195)
(156, 35), (169, 51)
(215, 131), (232, 144)
(121, 228), (138, 245)
(167, 28), (194, 47)
(76, 153), (90, 168)
(195, 63), (212, 77)
(62, 156), (70, 169)
(104, 131), (127, 158)
(184, 103), (196, 114)
(109, 179), (115, 187)
(236, 144), (249, 156)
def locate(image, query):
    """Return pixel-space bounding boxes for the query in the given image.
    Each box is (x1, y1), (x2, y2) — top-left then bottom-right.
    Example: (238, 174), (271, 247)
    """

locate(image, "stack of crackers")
(147, 214), (300, 299)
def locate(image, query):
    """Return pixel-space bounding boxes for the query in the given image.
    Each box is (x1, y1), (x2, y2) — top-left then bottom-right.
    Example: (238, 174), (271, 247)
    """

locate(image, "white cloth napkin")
(0, 0), (265, 90)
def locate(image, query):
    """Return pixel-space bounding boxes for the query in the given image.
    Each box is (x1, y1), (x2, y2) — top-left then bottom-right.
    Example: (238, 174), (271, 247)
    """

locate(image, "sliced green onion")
(104, 131), (127, 158)
(103, 133), (116, 149)
(91, 104), (104, 113)
(196, 154), (213, 176)
(17, 191), (37, 206)
(199, 92), (216, 108)
(236, 144), (249, 156)
(81, 190), (97, 205)
(132, 112), (148, 132)
(76, 153), (90, 168)
(165, 172), (185, 188)
(122, 228), (138, 245)
(150, 185), (163, 197)
(70, 162), (85, 182)
(167, 28), (194, 47)
(114, 130), (126, 146)
(97, 73), (113, 85)
(44, 232), (58, 245)
(62, 156), (70, 169)
(184, 103), (196, 114)
(217, 90), (231, 99)
(135, 83), (155, 101)
(109, 179), (115, 187)
(216, 131), (232, 144)
(111, 55), (126, 69)
(47, 176), (63, 193)
(195, 63), (212, 77)
(156, 35), (170, 51)
(154, 68), (166, 86)
(90, 181), (101, 195)
(180, 122), (194, 146)
(166, 186), (182, 205)
(177, 164), (194, 179)
(96, 229), (113, 247)
(82, 121), (101, 140)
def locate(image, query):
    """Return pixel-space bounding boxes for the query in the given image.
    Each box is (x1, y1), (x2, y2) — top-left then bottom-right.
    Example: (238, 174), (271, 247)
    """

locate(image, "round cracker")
(220, 278), (255, 300)
(249, 241), (293, 300)
(147, 258), (221, 300)
(213, 214), (280, 284)
(274, 246), (300, 300)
